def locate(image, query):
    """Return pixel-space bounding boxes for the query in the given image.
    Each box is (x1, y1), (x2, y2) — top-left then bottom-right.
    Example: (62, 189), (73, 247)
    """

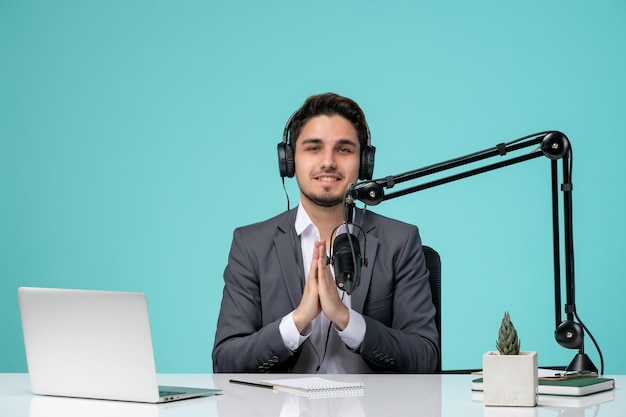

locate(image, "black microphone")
(331, 232), (362, 295)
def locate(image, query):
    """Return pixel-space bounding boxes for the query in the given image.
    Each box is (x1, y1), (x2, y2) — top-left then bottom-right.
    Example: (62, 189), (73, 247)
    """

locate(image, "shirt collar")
(295, 203), (315, 236)
(295, 203), (356, 237)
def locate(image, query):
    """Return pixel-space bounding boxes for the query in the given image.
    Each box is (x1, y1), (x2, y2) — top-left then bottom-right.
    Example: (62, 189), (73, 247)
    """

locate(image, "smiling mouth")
(316, 175), (341, 182)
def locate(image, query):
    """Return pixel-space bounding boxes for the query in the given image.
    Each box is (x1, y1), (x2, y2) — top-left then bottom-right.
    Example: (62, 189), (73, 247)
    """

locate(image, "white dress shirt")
(278, 204), (370, 373)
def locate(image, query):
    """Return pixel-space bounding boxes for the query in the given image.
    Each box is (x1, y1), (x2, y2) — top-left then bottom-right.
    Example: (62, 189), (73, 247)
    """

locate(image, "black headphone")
(277, 111), (376, 180)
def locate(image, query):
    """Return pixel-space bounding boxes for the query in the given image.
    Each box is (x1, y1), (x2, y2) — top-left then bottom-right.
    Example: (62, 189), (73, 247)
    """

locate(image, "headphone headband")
(277, 112), (375, 180)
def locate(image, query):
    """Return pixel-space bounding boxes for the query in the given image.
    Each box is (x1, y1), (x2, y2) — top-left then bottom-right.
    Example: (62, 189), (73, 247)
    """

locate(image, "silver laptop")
(18, 287), (221, 403)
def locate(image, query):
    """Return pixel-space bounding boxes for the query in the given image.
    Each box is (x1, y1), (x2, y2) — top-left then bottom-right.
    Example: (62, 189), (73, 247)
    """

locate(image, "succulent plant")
(496, 311), (520, 355)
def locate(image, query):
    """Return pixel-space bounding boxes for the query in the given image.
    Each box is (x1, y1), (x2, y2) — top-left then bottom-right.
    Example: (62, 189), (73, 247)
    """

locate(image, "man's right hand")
(292, 241), (324, 333)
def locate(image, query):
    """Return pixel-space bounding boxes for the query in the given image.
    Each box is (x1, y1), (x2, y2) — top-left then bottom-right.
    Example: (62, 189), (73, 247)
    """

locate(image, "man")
(212, 93), (438, 373)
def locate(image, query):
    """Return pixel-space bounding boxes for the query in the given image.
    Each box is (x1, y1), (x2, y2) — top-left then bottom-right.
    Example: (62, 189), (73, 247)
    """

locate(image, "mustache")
(312, 170), (343, 179)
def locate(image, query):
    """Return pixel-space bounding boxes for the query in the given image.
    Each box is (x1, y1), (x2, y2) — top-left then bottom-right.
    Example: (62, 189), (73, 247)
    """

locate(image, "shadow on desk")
(439, 366), (567, 374)
(29, 393), (220, 417)
(215, 374), (441, 417)
(472, 390), (615, 417)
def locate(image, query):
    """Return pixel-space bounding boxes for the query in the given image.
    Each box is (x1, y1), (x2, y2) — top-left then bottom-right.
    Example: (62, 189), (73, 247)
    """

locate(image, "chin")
(303, 192), (344, 208)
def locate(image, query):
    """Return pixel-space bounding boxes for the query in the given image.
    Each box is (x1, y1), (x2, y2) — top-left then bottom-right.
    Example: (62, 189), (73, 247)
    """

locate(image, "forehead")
(297, 115), (358, 142)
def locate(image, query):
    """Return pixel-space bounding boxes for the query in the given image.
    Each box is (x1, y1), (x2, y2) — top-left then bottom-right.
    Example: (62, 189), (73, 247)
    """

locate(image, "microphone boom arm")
(347, 131), (600, 373)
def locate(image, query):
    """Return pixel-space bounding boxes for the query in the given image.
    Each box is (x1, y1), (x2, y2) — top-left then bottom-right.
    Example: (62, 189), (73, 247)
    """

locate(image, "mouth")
(313, 173), (343, 184)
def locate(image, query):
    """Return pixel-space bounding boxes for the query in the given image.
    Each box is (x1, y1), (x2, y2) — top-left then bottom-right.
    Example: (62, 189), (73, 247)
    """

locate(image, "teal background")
(2, 1), (625, 374)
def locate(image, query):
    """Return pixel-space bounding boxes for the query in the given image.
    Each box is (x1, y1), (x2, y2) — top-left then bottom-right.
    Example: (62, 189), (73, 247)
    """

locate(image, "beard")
(300, 186), (344, 208)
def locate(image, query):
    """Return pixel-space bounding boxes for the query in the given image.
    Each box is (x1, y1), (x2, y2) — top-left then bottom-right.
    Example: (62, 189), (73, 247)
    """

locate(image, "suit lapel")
(274, 212), (304, 309)
(350, 211), (378, 312)
(271, 208), (378, 313)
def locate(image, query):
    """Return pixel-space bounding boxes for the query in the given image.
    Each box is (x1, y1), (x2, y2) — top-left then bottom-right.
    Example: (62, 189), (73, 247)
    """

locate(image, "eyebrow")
(299, 138), (358, 147)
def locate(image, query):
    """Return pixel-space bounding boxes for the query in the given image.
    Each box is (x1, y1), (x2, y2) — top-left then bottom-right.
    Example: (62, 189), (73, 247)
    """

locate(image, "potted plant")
(482, 312), (538, 407)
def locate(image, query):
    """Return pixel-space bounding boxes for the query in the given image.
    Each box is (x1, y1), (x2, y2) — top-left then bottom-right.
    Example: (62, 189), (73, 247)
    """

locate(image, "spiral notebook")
(260, 377), (364, 398)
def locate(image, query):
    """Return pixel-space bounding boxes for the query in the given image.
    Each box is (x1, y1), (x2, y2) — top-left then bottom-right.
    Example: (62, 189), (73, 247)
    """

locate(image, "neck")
(300, 199), (345, 243)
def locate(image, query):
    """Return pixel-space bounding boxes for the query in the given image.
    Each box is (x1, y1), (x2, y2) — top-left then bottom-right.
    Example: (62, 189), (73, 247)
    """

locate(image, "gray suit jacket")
(212, 208), (439, 373)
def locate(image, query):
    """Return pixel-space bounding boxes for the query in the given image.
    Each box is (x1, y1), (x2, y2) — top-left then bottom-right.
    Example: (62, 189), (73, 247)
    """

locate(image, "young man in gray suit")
(212, 93), (438, 373)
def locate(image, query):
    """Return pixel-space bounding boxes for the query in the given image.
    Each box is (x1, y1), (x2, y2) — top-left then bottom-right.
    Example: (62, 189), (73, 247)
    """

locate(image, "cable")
(282, 177), (290, 211)
(575, 311), (605, 375)
(315, 320), (335, 373)
(314, 292), (346, 373)
(506, 131), (553, 147)
(343, 202), (359, 277)
(563, 146), (603, 374)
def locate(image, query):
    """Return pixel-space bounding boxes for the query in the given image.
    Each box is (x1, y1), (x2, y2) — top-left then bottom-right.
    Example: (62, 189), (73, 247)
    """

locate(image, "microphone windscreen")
(332, 232), (362, 294)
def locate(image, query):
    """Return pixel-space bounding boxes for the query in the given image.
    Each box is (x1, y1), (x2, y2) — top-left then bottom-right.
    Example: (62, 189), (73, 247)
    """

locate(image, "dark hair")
(288, 93), (369, 149)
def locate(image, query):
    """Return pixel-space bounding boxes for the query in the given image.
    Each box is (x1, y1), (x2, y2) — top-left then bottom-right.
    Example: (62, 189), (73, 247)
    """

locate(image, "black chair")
(423, 245), (441, 372)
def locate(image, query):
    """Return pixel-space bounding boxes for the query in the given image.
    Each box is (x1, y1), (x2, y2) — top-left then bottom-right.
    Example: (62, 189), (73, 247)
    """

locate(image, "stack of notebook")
(472, 373), (616, 408)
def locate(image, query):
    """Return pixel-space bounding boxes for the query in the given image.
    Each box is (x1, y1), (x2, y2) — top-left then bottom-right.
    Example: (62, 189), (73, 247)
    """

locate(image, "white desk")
(0, 373), (622, 417)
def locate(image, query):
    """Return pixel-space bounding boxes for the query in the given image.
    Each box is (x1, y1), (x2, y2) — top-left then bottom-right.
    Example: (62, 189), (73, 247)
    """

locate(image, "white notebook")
(260, 377), (364, 398)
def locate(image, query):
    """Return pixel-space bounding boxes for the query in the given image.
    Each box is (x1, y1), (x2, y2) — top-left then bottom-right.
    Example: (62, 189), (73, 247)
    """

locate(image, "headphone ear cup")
(277, 142), (295, 178)
(359, 146), (376, 180)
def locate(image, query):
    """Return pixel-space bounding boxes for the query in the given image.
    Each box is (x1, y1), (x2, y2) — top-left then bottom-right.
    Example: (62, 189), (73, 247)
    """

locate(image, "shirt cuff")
(338, 309), (366, 350)
(279, 311), (310, 352)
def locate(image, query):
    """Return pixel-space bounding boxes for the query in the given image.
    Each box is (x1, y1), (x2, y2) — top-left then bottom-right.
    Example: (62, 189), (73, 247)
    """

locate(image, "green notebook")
(472, 377), (615, 397)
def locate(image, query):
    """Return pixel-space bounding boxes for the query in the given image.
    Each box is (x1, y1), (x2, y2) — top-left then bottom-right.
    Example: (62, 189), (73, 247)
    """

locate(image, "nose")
(321, 149), (337, 170)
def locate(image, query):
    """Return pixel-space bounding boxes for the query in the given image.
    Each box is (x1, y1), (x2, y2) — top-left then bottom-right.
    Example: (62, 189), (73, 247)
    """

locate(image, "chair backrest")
(423, 245), (441, 372)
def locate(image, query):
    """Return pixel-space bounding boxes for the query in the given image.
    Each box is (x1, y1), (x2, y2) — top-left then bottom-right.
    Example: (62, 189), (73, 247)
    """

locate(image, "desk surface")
(0, 373), (622, 417)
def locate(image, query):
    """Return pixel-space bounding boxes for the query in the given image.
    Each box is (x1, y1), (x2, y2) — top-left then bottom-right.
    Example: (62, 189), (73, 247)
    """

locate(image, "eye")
(338, 146), (355, 154)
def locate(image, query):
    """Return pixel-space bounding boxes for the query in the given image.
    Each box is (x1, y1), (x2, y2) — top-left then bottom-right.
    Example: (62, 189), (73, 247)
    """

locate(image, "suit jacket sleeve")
(212, 217), (302, 373)
(355, 219), (439, 373)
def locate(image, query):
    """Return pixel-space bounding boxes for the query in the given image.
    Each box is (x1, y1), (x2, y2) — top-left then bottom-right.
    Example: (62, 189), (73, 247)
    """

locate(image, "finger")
(317, 239), (328, 266)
